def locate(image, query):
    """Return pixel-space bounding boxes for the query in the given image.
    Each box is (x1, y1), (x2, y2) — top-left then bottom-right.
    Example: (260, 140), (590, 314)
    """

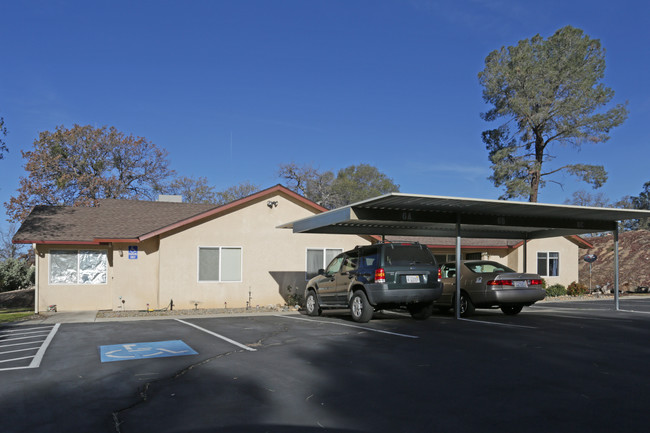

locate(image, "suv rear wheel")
(350, 291), (373, 323)
(305, 291), (321, 317)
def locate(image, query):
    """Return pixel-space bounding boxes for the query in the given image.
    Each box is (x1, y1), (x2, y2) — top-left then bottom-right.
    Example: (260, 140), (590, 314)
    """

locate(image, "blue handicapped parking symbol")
(99, 340), (198, 363)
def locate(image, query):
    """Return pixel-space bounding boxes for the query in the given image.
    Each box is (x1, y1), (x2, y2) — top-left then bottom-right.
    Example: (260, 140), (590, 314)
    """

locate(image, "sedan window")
(441, 264), (456, 278)
(464, 261), (515, 274)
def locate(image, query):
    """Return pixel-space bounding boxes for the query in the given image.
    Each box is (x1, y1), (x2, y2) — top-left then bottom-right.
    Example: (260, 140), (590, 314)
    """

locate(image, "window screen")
(221, 248), (242, 282)
(199, 247), (220, 281)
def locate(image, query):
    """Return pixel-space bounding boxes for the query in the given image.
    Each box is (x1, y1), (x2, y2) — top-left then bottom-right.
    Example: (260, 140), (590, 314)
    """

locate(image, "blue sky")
(1, 0), (649, 235)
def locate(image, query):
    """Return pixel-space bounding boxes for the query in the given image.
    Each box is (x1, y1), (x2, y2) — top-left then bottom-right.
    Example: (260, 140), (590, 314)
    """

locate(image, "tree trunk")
(528, 134), (545, 203)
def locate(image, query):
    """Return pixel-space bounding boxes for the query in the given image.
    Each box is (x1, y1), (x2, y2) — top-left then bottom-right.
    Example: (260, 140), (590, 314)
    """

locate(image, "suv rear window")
(383, 245), (435, 266)
(358, 247), (379, 270)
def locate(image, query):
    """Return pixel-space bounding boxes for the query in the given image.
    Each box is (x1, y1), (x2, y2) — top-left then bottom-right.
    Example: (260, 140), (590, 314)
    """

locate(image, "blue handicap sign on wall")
(99, 340), (198, 363)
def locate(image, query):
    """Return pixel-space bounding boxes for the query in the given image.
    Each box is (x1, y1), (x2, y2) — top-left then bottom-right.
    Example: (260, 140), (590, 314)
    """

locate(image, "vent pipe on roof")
(158, 195), (183, 203)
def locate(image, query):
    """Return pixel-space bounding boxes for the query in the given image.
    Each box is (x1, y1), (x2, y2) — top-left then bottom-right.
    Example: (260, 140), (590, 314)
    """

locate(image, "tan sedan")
(434, 260), (546, 317)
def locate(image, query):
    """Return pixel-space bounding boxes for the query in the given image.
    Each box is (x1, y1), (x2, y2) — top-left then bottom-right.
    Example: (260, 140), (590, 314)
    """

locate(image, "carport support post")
(455, 215), (462, 319)
(522, 236), (528, 273)
(614, 226), (620, 311)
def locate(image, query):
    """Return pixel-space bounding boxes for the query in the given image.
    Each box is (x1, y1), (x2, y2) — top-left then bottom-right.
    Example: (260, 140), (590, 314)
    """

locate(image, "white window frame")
(48, 249), (108, 285)
(305, 248), (343, 280)
(537, 251), (560, 277)
(197, 246), (243, 283)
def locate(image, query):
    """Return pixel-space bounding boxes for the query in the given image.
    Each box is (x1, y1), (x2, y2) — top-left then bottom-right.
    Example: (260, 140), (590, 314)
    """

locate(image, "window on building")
(306, 248), (342, 279)
(537, 252), (559, 277)
(434, 253), (483, 263)
(198, 247), (242, 282)
(434, 254), (456, 264)
(49, 250), (107, 285)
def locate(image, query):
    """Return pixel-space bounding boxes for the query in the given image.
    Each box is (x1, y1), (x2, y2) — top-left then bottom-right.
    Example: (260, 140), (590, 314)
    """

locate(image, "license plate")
(514, 280), (527, 288)
(406, 275), (420, 284)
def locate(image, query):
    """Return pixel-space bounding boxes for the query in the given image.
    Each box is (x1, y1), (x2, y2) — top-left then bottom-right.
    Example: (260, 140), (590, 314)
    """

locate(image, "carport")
(280, 193), (650, 318)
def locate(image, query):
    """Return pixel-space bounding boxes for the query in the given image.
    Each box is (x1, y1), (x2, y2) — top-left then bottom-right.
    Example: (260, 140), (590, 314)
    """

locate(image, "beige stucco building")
(14, 185), (372, 312)
(14, 185), (592, 313)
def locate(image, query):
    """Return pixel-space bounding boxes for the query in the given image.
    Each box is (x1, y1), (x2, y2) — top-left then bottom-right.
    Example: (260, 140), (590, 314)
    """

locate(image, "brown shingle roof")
(13, 199), (218, 244)
(13, 184), (325, 245)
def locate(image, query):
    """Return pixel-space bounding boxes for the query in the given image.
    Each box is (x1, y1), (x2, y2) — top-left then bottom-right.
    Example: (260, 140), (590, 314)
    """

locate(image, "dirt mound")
(0, 288), (35, 309)
(579, 230), (650, 292)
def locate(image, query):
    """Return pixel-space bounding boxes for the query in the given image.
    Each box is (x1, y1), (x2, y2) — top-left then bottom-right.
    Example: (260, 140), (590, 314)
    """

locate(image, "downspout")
(614, 226), (620, 311)
(455, 214), (462, 319)
(33, 243), (39, 314)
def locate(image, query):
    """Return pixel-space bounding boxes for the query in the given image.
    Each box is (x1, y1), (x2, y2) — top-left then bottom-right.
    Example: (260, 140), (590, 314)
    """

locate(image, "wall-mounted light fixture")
(267, 200), (278, 208)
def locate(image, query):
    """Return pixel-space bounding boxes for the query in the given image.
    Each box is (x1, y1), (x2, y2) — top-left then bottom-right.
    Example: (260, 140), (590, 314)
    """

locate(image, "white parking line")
(175, 319), (257, 352)
(275, 314), (419, 338)
(459, 318), (537, 329)
(29, 323), (60, 368)
(617, 309), (650, 315)
(0, 324), (59, 371)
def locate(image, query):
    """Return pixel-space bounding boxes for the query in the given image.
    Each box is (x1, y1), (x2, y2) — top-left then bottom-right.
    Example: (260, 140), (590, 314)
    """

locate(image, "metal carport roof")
(279, 193), (650, 317)
(280, 193), (650, 239)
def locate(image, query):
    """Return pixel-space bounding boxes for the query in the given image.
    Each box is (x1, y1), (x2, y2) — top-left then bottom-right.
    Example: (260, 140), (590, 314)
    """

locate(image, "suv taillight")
(437, 268), (442, 282)
(375, 268), (386, 283)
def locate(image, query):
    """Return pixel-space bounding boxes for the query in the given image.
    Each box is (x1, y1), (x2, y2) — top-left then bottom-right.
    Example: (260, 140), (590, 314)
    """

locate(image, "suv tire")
(350, 291), (373, 323)
(305, 291), (321, 317)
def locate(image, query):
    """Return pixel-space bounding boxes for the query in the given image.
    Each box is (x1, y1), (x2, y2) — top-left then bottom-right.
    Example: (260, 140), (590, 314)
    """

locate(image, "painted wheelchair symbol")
(100, 340), (198, 363)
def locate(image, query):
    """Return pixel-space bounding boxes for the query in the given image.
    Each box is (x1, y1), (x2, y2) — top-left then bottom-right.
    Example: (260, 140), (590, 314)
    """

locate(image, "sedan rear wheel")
(501, 305), (523, 315)
(460, 292), (475, 318)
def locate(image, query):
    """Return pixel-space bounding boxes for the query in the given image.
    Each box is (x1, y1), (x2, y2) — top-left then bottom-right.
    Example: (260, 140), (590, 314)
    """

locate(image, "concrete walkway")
(16, 309), (300, 325)
(26, 311), (99, 324)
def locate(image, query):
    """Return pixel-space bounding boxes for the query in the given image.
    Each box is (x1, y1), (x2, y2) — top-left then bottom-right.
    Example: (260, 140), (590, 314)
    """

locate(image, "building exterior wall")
(33, 194), (368, 312)
(157, 192), (369, 310)
(518, 238), (579, 287)
(110, 238), (160, 311)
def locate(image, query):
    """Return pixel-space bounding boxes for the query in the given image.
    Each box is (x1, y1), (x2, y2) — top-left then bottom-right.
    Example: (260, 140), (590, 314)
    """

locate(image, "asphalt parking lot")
(2, 298), (650, 433)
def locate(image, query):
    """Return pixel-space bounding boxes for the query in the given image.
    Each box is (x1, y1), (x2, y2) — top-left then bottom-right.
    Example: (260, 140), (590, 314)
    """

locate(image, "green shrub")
(285, 285), (303, 307)
(567, 281), (589, 296)
(0, 258), (35, 292)
(546, 284), (566, 297)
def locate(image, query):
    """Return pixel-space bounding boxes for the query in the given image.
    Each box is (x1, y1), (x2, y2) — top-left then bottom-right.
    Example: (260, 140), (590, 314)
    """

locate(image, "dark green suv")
(304, 242), (443, 322)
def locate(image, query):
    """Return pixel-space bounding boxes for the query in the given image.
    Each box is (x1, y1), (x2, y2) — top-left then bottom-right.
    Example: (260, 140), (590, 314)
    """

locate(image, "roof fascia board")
(14, 240), (101, 245)
(289, 207), (355, 233)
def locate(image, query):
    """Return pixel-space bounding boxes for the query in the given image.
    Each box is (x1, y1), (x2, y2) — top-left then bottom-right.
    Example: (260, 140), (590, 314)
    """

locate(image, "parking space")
(2, 300), (650, 432)
(0, 323), (59, 371)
